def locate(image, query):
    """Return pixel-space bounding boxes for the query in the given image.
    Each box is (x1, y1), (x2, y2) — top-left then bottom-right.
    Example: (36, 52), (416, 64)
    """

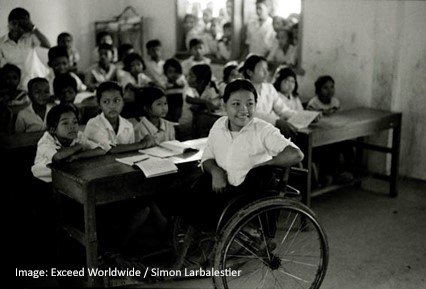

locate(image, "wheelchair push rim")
(213, 197), (329, 289)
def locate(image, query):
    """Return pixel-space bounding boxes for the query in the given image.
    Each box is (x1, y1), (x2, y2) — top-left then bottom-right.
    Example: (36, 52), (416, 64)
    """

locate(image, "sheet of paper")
(134, 157), (178, 178)
(287, 111), (321, 129)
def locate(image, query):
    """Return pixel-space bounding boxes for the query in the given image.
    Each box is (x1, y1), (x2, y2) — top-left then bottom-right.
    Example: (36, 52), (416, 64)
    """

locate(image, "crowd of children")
(1, 5), (354, 256)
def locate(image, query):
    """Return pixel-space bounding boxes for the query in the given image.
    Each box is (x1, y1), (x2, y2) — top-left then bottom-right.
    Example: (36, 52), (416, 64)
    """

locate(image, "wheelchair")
(169, 166), (329, 289)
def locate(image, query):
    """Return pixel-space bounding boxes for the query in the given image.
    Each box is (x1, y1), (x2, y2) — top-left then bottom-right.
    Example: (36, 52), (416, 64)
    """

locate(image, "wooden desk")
(295, 107), (402, 206)
(51, 152), (202, 287)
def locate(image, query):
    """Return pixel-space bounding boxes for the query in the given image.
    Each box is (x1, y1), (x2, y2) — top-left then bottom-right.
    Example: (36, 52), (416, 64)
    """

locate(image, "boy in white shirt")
(181, 38), (211, 76)
(175, 79), (303, 229)
(144, 39), (167, 89)
(83, 81), (155, 153)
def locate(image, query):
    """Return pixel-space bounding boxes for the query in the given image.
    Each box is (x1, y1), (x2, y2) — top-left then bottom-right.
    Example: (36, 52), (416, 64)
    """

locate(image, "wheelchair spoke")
(277, 269), (310, 284)
(257, 214), (272, 261)
(234, 238), (269, 266)
(278, 212), (298, 251)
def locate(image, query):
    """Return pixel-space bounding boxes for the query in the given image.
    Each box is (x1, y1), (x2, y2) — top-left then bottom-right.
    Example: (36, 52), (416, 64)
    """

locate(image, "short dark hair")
(223, 64), (238, 82)
(1, 63), (21, 79)
(46, 104), (79, 130)
(146, 39), (161, 50)
(163, 58), (182, 75)
(96, 31), (113, 46)
(123, 53), (145, 72)
(273, 67), (298, 96)
(223, 79), (258, 103)
(223, 22), (232, 30)
(118, 43), (134, 60)
(96, 81), (123, 102)
(242, 54), (267, 79)
(57, 32), (72, 44)
(315, 75), (335, 95)
(27, 77), (49, 93)
(142, 87), (166, 109)
(98, 43), (114, 53)
(48, 46), (69, 63)
(8, 7), (30, 22)
(53, 74), (77, 95)
(190, 64), (212, 86)
(189, 38), (203, 49)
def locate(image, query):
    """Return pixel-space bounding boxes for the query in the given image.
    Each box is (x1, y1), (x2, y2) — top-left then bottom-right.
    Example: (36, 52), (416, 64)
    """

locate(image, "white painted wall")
(1, 0), (425, 179)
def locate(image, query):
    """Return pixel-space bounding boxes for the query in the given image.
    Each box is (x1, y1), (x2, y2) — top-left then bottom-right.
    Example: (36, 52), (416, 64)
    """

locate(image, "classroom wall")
(0, 0), (176, 69)
(1, 0), (425, 180)
(299, 0), (426, 180)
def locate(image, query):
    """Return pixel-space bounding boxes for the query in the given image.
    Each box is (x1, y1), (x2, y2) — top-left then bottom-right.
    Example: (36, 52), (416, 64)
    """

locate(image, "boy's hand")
(141, 135), (156, 148)
(19, 18), (35, 33)
(65, 154), (80, 163)
(211, 167), (228, 194)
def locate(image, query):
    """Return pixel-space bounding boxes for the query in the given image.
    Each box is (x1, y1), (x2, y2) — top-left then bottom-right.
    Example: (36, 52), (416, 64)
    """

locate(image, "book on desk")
(287, 111), (321, 129)
(139, 140), (199, 158)
(116, 138), (208, 178)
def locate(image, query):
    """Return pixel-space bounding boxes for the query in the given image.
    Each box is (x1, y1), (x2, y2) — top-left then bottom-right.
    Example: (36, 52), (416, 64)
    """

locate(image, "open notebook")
(287, 111), (321, 129)
(116, 155), (178, 178)
(139, 140), (199, 158)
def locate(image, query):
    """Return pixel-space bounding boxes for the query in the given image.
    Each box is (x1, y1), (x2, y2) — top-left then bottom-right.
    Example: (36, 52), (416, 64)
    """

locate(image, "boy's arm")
(53, 144), (83, 162)
(66, 147), (106, 162)
(108, 135), (156, 154)
(202, 159), (228, 194)
(32, 27), (51, 49)
(256, 145), (304, 168)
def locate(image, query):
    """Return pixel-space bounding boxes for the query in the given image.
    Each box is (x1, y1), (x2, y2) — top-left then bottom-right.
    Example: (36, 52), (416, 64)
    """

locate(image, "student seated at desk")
(307, 75), (354, 186)
(31, 104), (105, 183)
(173, 79), (303, 230)
(179, 64), (219, 140)
(83, 81), (156, 154)
(15, 77), (54, 133)
(134, 87), (175, 143)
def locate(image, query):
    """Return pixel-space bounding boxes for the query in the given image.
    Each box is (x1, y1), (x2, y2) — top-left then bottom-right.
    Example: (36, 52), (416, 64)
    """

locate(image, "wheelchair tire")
(213, 197), (329, 289)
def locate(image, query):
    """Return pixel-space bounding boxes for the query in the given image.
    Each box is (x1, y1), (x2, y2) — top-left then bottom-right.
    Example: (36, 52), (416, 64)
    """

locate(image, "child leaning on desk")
(31, 104), (105, 183)
(82, 81), (167, 251)
(134, 86), (175, 143)
(177, 79), (304, 230)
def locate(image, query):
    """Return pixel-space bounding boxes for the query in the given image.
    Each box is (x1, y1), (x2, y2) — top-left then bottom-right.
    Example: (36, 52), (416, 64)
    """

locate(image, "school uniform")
(254, 82), (296, 124)
(183, 116), (298, 230)
(117, 70), (152, 88)
(307, 96), (340, 112)
(181, 56), (211, 76)
(144, 58), (167, 88)
(133, 116), (175, 143)
(85, 63), (118, 89)
(46, 70), (87, 93)
(31, 131), (100, 182)
(245, 17), (276, 56)
(15, 103), (55, 133)
(278, 92), (304, 111)
(267, 42), (298, 66)
(83, 112), (135, 152)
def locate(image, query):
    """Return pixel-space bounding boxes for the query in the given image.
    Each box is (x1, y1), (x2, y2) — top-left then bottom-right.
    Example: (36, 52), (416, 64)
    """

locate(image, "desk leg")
(84, 184), (102, 287)
(390, 117), (401, 197)
(299, 134), (313, 207)
(355, 137), (364, 177)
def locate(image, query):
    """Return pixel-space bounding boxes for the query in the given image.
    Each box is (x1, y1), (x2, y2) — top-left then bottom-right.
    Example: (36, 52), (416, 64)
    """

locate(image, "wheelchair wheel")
(213, 197), (328, 289)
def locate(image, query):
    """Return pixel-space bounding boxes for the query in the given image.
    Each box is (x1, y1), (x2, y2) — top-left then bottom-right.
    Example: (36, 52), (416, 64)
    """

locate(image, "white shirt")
(46, 70), (87, 93)
(245, 17), (276, 56)
(179, 85), (219, 127)
(181, 56), (211, 76)
(254, 83), (296, 124)
(278, 92), (304, 111)
(307, 96), (340, 112)
(32, 131), (99, 182)
(83, 112), (135, 151)
(0, 32), (40, 70)
(134, 116), (175, 143)
(15, 103), (55, 133)
(202, 116), (297, 186)
(85, 63), (118, 89)
(267, 42), (297, 66)
(144, 58), (167, 88)
(117, 70), (152, 88)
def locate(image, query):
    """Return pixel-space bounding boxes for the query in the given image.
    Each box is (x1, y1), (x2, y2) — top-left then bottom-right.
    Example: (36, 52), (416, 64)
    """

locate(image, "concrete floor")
(130, 177), (426, 289)
(14, 177), (426, 288)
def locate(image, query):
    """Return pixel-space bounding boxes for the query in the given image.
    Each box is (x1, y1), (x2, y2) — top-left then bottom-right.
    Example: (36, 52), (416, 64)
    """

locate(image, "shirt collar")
(220, 116), (256, 134)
